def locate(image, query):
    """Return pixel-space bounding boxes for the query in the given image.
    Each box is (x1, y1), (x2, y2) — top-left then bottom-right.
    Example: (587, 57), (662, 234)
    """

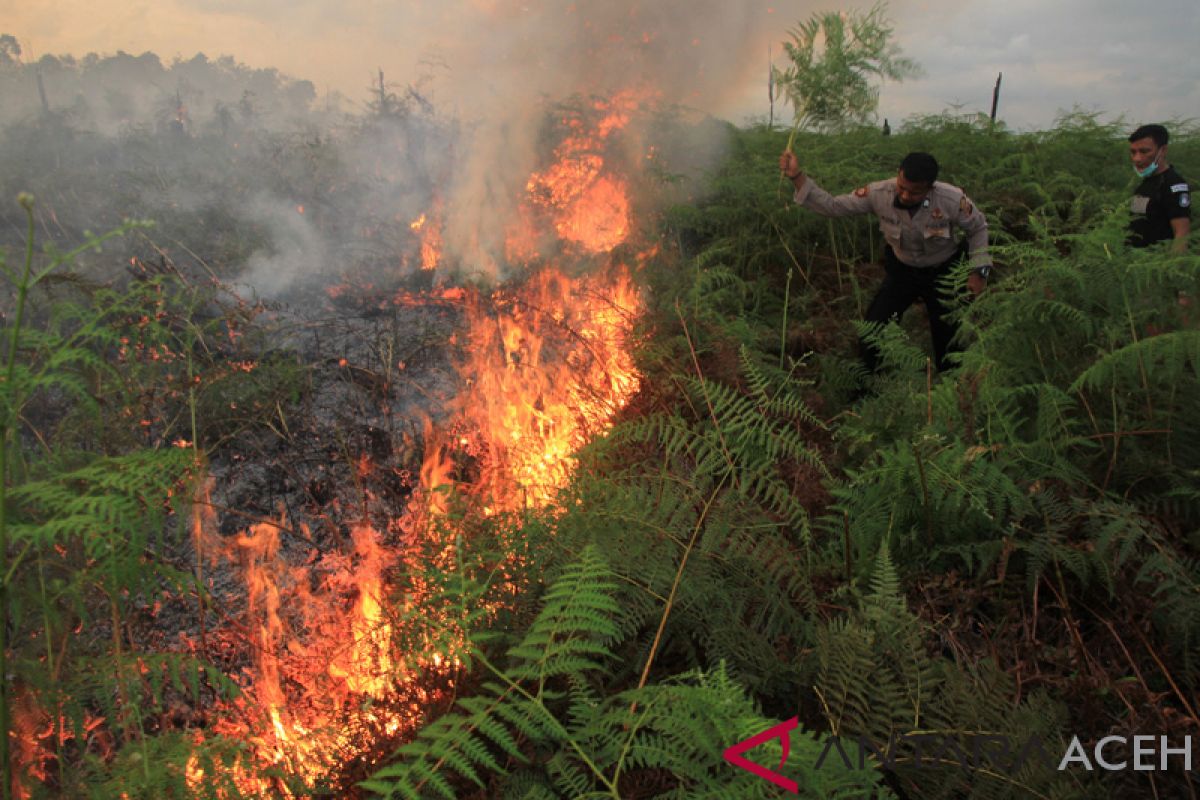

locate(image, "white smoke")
(4, 0), (816, 295)
(237, 195), (331, 298)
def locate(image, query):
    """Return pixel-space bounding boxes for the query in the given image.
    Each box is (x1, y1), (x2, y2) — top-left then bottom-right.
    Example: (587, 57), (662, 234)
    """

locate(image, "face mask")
(1134, 154), (1160, 178)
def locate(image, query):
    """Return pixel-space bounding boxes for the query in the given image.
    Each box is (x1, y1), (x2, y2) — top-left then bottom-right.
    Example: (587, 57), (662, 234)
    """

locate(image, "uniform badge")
(854, 186), (869, 198)
(1182, 193), (1192, 208)
(931, 208), (945, 220)
(1171, 183), (1189, 193)
(959, 196), (974, 217)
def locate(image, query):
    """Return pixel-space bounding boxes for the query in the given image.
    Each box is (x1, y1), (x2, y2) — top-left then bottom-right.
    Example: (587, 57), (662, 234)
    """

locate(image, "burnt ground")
(130, 269), (472, 793)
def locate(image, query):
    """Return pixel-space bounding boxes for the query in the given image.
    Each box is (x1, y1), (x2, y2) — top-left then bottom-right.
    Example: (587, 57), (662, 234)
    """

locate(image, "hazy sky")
(5, 0), (1198, 130)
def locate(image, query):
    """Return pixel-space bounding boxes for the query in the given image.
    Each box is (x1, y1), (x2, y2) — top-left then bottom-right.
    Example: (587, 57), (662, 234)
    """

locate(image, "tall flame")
(189, 90), (646, 793)
(327, 524), (396, 697)
(457, 265), (641, 511)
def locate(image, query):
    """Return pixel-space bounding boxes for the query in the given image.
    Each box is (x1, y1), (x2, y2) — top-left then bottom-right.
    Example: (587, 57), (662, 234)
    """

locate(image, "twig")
(926, 357), (933, 426)
(912, 442), (933, 547)
(197, 500), (322, 550)
(777, 120), (802, 201)
(632, 305), (736, 704)
(842, 511), (853, 582)
(634, 471), (729, 697)
(1129, 622), (1200, 728)
(1083, 428), (1171, 440)
(779, 266), (793, 369)
(673, 299), (736, 474)
(1042, 572), (1139, 720)
(768, 217), (813, 289)
(1101, 389), (1121, 494)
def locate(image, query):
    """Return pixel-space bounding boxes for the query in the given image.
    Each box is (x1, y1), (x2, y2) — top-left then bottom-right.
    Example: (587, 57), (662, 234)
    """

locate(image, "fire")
(552, 175), (629, 252)
(9, 684), (51, 800)
(327, 524), (397, 697)
(410, 197), (444, 271)
(191, 507), (430, 795)
(504, 202), (544, 265)
(8, 685), (108, 800)
(178, 90), (648, 794)
(455, 265), (641, 510)
(518, 91), (647, 255)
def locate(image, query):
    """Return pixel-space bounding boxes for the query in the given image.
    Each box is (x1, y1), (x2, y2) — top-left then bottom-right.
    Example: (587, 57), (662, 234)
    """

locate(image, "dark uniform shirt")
(1130, 165), (1192, 248)
(793, 177), (991, 270)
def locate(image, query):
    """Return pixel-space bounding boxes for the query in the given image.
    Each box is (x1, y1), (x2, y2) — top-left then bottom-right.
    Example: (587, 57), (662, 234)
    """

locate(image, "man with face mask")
(1128, 124), (1191, 253)
(778, 149), (990, 374)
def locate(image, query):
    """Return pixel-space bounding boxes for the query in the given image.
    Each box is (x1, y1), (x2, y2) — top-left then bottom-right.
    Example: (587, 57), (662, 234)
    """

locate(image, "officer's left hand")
(967, 272), (987, 297)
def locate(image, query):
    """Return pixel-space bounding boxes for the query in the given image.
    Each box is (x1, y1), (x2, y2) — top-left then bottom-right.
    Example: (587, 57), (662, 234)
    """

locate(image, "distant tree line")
(0, 35), (332, 135)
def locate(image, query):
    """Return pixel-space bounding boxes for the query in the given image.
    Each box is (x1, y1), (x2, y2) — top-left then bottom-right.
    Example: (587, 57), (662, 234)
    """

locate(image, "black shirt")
(1129, 165), (1192, 248)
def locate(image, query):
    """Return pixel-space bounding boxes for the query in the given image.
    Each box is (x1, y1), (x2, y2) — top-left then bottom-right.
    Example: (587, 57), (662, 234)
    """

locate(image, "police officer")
(1128, 124), (1191, 253)
(778, 150), (991, 373)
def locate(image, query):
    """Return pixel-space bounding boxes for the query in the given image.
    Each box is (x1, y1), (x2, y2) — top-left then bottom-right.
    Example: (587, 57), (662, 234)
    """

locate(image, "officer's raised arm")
(779, 150), (873, 217)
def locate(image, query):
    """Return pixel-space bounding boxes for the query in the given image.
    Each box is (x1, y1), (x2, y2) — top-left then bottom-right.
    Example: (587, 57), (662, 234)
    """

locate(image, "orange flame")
(410, 197), (444, 271)
(189, 90), (648, 794)
(518, 91), (647, 255)
(195, 508), (426, 795)
(9, 685), (50, 800)
(454, 265), (641, 510)
(327, 524), (396, 697)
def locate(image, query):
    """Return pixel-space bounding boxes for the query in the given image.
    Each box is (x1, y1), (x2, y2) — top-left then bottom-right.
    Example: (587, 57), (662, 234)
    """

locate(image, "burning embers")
(189, 493), (452, 794)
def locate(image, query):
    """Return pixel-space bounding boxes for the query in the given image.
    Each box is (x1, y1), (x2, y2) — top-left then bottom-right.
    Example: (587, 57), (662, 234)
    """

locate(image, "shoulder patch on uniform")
(1181, 193), (1192, 208)
(959, 196), (974, 217)
(1171, 183), (1189, 192)
(854, 186), (869, 198)
(930, 207), (945, 220)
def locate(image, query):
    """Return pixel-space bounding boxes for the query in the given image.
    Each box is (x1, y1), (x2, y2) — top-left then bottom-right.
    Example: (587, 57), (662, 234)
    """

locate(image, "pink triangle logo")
(722, 716), (800, 793)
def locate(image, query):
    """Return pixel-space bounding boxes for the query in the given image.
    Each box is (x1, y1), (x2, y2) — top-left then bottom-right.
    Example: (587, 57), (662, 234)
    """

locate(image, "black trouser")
(860, 244), (966, 374)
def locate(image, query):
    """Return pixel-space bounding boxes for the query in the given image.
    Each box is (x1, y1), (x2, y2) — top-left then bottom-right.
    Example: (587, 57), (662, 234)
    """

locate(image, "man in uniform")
(1128, 124), (1191, 253)
(778, 149), (990, 374)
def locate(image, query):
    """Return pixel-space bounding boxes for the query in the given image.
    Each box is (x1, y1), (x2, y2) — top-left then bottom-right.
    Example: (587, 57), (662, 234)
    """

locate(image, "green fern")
(1, 210), (242, 798)
(813, 546), (1084, 799)
(364, 545), (886, 799)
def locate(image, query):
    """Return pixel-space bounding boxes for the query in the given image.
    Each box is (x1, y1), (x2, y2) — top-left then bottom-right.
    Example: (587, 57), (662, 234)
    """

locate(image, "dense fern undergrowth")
(3, 113), (1199, 798)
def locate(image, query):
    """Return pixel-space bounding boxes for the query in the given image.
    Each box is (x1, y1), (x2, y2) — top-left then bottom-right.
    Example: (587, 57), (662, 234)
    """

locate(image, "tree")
(775, 3), (919, 132)
(0, 34), (20, 65)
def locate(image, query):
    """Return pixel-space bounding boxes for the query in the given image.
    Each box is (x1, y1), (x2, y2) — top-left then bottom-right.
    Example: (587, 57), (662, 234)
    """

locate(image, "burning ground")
(182, 261), (646, 796)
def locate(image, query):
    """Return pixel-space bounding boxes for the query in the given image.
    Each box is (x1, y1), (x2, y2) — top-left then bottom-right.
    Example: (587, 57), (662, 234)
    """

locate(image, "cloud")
(8, 0), (1198, 131)
(877, 0), (1200, 128)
